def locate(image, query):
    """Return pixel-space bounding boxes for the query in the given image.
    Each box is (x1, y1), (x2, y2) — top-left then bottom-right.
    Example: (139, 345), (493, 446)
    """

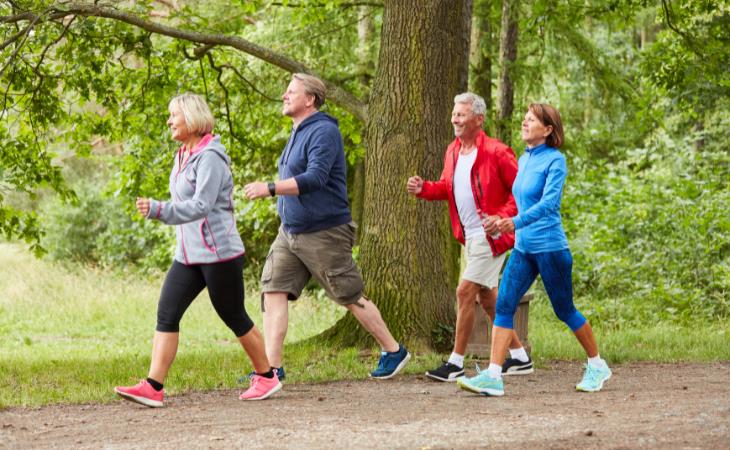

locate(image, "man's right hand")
(407, 175), (424, 195)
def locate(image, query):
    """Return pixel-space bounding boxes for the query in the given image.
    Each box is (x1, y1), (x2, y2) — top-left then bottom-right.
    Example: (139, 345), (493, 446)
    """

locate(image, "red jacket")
(418, 130), (518, 256)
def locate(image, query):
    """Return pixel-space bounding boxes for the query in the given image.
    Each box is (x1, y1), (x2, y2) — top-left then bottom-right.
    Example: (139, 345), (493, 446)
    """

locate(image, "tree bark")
(496, 0), (519, 146)
(320, 0), (472, 349)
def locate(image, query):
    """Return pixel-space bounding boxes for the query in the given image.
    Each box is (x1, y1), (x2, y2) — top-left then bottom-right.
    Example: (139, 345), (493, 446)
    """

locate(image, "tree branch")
(1, 3), (368, 121)
(660, 0), (702, 57)
(270, 1), (383, 8)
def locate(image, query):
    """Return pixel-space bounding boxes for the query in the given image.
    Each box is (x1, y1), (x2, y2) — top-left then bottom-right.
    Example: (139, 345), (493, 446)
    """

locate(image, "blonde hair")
(168, 93), (215, 135)
(292, 73), (326, 109)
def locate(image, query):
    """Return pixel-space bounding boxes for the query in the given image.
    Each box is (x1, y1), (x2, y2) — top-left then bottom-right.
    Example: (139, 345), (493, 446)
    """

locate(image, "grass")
(1, 242), (728, 408)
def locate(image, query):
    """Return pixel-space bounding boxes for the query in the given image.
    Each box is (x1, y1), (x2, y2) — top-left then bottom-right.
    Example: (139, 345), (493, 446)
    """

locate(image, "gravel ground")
(1, 361), (728, 449)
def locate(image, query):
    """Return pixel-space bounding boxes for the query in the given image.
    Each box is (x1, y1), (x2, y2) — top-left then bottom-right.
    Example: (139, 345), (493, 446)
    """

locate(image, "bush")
(564, 121), (730, 328)
(41, 184), (174, 272)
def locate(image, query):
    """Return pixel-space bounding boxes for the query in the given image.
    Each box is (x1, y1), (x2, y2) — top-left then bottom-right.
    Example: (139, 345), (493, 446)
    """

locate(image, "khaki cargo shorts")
(260, 222), (364, 309)
(462, 233), (506, 289)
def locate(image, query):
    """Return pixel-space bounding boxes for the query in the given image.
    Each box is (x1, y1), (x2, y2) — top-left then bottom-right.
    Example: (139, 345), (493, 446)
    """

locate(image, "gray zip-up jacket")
(147, 134), (245, 264)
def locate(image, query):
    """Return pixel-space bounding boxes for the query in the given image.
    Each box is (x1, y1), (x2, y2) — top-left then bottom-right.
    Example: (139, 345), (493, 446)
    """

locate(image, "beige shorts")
(461, 233), (506, 289)
(260, 222), (364, 309)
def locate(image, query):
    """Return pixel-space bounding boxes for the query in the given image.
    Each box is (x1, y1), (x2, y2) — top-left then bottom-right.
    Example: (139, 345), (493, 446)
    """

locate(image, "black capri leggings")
(156, 256), (254, 337)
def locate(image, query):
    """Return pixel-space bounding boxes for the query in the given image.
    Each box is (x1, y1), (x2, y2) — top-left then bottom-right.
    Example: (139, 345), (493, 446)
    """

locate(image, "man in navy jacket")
(244, 73), (410, 379)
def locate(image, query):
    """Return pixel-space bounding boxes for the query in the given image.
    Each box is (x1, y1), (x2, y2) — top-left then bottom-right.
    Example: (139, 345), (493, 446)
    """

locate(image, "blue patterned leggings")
(494, 249), (586, 332)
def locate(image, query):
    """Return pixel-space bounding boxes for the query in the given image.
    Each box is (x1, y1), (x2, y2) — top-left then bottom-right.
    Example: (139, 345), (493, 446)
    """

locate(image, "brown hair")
(528, 103), (564, 148)
(292, 73), (326, 109)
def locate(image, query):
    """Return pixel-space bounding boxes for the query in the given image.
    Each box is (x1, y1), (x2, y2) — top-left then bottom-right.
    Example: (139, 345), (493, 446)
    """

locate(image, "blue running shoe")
(576, 363), (612, 392)
(370, 344), (411, 379)
(240, 366), (285, 384)
(457, 367), (504, 396)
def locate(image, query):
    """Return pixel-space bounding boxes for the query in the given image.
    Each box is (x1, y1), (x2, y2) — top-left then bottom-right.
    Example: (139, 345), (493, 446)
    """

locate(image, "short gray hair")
(168, 93), (215, 135)
(454, 92), (486, 116)
(292, 73), (326, 109)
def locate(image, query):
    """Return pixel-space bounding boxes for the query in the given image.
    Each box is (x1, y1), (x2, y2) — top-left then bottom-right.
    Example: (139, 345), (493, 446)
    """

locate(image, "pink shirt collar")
(185, 133), (214, 155)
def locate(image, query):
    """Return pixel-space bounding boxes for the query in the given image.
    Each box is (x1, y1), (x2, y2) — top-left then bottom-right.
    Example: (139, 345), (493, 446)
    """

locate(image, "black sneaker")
(425, 361), (465, 382)
(239, 366), (286, 384)
(502, 357), (534, 375)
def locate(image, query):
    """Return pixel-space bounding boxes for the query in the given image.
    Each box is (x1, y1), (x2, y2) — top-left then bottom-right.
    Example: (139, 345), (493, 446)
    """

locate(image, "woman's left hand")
(495, 217), (515, 233)
(136, 197), (151, 217)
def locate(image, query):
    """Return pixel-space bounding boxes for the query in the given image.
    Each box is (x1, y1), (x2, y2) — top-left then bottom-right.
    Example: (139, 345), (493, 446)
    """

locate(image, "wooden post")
(465, 293), (532, 357)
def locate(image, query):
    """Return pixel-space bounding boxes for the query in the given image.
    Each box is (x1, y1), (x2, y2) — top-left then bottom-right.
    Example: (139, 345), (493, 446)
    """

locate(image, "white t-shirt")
(453, 149), (483, 239)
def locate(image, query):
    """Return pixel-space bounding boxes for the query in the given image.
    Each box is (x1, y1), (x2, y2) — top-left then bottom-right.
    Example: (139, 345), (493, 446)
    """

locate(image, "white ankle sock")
(487, 363), (502, 379)
(588, 355), (607, 368)
(447, 352), (464, 368)
(509, 347), (529, 363)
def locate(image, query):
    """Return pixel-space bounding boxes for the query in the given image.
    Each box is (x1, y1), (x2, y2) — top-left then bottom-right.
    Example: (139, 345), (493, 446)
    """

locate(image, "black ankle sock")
(257, 369), (275, 379)
(147, 378), (164, 391)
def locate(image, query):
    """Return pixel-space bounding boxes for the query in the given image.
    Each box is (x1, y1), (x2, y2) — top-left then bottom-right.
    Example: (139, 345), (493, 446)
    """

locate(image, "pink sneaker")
(239, 374), (282, 400)
(114, 380), (164, 408)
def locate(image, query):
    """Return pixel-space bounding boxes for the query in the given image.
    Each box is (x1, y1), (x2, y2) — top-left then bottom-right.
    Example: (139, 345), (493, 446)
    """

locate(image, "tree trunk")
(470, 0), (496, 134)
(350, 6), (376, 235)
(320, 0), (473, 350)
(496, 0), (519, 146)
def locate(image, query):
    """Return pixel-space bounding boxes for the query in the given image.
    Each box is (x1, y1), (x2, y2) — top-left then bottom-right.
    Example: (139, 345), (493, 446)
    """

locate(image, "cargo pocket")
(260, 249), (274, 284)
(324, 262), (363, 302)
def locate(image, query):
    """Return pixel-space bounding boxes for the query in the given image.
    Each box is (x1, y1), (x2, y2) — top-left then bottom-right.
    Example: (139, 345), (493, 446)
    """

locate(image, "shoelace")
(582, 364), (602, 383)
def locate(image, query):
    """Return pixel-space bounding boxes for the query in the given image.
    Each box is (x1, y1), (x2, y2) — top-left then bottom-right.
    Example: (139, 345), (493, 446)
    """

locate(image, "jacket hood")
(188, 134), (230, 166)
(297, 111), (339, 130)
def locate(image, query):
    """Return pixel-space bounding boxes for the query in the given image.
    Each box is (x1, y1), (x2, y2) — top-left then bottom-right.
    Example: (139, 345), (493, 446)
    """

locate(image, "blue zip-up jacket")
(147, 134), (245, 264)
(512, 143), (569, 253)
(277, 111), (352, 234)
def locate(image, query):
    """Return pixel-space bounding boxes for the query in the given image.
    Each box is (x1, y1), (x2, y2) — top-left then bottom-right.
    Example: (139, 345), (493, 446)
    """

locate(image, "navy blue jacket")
(277, 111), (352, 233)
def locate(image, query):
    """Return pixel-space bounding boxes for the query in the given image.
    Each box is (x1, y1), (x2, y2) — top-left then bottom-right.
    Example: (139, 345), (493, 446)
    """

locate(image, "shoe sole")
(425, 371), (465, 382)
(240, 381), (283, 401)
(503, 366), (534, 376)
(114, 388), (163, 408)
(457, 380), (504, 397)
(370, 352), (411, 380)
(576, 371), (612, 392)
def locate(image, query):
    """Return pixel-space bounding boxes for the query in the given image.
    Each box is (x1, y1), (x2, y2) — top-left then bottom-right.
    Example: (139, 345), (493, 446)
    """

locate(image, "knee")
(230, 317), (254, 338)
(495, 296), (515, 318)
(156, 313), (180, 333)
(456, 284), (476, 306)
(556, 308), (586, 332)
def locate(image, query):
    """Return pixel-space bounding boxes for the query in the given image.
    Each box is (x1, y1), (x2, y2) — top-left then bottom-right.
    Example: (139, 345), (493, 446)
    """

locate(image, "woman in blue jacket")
(458, 103), (612, 396)
(114, 94), (281, 407)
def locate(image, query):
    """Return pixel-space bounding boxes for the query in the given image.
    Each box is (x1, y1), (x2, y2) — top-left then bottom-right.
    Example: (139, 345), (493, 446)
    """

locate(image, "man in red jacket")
(407, 92), (533, 381)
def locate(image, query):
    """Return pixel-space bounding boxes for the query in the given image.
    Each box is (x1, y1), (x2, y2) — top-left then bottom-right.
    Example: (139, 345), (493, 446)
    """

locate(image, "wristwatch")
(267, 182), (276, 197)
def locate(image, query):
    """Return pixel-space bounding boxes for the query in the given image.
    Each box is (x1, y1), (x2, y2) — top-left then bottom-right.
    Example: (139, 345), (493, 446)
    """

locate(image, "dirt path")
(1, 362), (728, 449)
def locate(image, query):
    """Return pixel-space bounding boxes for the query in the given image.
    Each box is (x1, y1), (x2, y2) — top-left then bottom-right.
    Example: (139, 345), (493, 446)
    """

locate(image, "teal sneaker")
(456, 368), (504, 397)
(576, 363), (612, 392)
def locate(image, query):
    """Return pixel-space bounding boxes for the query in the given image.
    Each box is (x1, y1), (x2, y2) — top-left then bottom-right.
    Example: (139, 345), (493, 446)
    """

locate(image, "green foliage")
(41, 182), (175, 271)
(563, 107), (730, 327)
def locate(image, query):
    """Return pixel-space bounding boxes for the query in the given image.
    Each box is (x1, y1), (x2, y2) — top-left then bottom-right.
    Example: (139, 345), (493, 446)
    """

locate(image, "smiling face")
(451, 102), (483, 143)
(521, 110), (552, 148)
(281, 78), (315, 120)
(167, 104), (191, 143)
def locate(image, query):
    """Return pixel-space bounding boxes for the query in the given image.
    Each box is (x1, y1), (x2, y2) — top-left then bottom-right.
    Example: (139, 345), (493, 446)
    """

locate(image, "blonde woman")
(114, 94), (281, 407)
